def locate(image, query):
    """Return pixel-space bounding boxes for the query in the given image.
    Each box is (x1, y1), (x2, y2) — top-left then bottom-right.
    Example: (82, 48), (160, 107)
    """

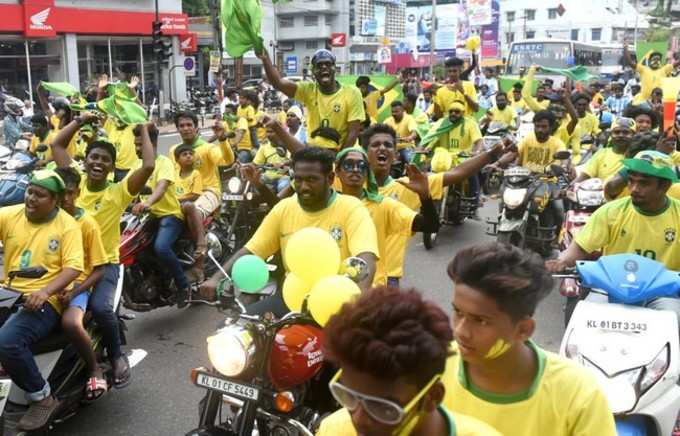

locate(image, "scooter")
(0, 266), (146, 434)
(558, 254), (680, 436)
(0, 144), (45, 207)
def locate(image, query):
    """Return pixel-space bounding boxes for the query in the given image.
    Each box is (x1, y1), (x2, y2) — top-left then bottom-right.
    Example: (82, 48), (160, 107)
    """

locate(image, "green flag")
(221, 0), (264, 58)
(336, 75), (403, 123)
(97, 94), (147, 125)
(419, 117), (456, 148)
(411, 107), (431, 139)
(538, 66), (592, 83)
(40, 81), (78, 97)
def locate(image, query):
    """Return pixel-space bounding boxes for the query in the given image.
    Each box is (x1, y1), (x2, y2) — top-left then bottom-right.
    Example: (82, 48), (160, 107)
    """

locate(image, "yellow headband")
(448, 101), (465, 112)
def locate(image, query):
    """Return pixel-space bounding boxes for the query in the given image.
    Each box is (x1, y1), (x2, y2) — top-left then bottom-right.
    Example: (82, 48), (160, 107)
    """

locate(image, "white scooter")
(0, 266), (147, 434)
(558, 254), (680, 435)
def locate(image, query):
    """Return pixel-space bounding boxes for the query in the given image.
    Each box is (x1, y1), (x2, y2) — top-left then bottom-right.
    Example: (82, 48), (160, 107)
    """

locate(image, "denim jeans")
(91, 263), (122, 360)
(0, 303), (59, 401)
(154, 215), (188, 290)
(263, 176), (291, 194)
(237, 149), (253, 163)
(468, 173), (480, 204)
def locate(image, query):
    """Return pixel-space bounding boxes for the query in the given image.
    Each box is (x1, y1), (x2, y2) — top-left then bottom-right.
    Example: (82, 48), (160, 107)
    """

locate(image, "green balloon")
(232, 255), (269, 293)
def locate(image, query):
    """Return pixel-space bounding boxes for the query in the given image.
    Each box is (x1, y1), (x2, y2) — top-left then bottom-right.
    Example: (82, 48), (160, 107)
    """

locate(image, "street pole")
(24, 41), (33, 104)
(429, 0), (436, 79)
(155, 0), (164, 120)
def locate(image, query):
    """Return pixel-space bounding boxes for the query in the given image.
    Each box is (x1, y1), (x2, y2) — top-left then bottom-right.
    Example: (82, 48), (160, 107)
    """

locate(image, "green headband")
(335, 147), (383, 203)
(622, 150), (678, 182)
(30, 169), (66, 194)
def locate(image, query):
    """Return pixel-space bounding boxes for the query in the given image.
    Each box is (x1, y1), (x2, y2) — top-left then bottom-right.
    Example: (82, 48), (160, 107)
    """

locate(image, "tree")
(183, 0), (210, 16)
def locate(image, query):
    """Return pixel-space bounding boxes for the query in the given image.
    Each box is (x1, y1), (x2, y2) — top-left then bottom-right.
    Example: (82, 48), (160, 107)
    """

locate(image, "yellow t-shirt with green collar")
(384, 113), (418, 150)
(176, 169), (203, 201)
(635, 63), (674, 103)
(169, 138), (236, 194)
(578, 112), (601, 136)
(582, 147), (626, 181)
(434, 82), (478, 117)
(443, 341), (616, 436)
(575, 196), (680, 270)
(237, 105), (257, 127)
(245, 192), (379, 273)
(294, 81), (366, 150)
(0, 204), (84, 313)
(317, 404), (500, 436)
(133, 154), (183, 221)
(379, 174), (444, 278)
(104, 119), (140, 171)
(253, 140), (290, 180)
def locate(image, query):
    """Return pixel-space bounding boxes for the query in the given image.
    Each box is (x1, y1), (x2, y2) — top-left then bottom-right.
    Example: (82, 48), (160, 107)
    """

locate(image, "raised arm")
(622, 43), (637, 70)
(51, 114), (100, 168)
(521, 66), (544, 113)
(126, 123), (156, 196)
(266, 118), (306, 154)
(256, 51), (297, 98)
(380, 76), (401, 96)
(562, 86), (579, 135)
(342, 121), (362, 150)
(442, 141), (513, 186)
(36, 84), (53, 116)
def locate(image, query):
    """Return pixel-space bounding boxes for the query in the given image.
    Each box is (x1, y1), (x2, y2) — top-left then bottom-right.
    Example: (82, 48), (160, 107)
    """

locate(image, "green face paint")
(484, 338), (512, 359)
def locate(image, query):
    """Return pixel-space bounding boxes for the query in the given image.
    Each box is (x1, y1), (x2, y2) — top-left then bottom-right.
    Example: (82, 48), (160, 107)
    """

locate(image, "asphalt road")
(51, 134), (565, 435)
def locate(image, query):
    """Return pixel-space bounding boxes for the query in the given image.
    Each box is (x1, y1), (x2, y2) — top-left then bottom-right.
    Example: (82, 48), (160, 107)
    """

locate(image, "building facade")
(0, 0), (189, 105)
(349, 0), (405, 74)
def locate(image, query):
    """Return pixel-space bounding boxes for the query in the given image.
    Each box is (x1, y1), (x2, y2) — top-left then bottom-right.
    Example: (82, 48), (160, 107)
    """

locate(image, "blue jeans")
(154, 215), (188, 290)
(0, 303), (59, 401)
(263, 176), (290, 194)
(91, 263), (122, 360)
(237, 149), (253, 163)
(468, 173), (480, 204)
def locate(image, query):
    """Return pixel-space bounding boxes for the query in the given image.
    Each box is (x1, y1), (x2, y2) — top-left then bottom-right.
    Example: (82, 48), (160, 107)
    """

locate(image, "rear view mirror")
(8, 266), (48, 280)
(553, 151), (571, 161)
(341, 257), (369, 283)
(36, 144), (48, 153)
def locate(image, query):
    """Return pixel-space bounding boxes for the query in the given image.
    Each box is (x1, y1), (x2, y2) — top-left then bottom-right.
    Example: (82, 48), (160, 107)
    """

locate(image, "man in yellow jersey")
(169, 112), (235, 218)
(444, 242), (616, 436)
(103, 117), (139, 182)
(573, 117), (635, 185)
(0, 170), (83, 431)
(253, 126), (291, 194)
(356, 75), (400, 123)
(384, 100), (418, 164)
(510, 83), (528, 115)
(334, 147), (439, 286)
(481, 91), (518, 130)
(572, 93), (600, 137)
(624, 43), (680, 104)
(318, 286), (501, 436)
(201, 147), (379, 315)
(364, 124), (513, 286)
(28, 114), (56, 166)
(237, 90), (258, 150)
(547, 150), (680, 328)
(222, 103), (250, 162)
(258, 49), (365, 150)
(521, 66), (551, 112)
(433, 57), (479, 120)
(50, 114), (156, 390)
(129, 124), (191, 307)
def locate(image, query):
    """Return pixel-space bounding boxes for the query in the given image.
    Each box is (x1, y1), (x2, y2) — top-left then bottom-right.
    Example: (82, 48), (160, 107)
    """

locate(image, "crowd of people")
(0, 39), (680, 434)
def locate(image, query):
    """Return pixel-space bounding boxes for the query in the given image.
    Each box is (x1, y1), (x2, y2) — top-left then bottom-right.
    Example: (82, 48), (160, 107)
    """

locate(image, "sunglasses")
(328, 370), (441, 425)
(340, 159), (368, 173)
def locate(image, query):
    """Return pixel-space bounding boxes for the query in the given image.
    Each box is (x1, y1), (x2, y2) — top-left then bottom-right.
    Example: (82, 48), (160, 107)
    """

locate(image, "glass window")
(304, 15), (319, 26)
(279, 17), (294, 28)
(305, 40), (319, 50)
(525, 31), (535, 39)
(548, 8), (558, 19)
(591, 28), (602, 41)
(571, 29), (579, 41)
(0, 39), (61, 98)
(507, 42), (571, 74)
(506, 32), (515, 43)
(507, 11), (515, 22)
(525, 9), (536, 21)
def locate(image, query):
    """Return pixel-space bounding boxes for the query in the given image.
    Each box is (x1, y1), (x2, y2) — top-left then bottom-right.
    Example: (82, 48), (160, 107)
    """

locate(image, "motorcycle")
(0, 266), (146, 434)
(486, 150), (572, 257)
(186, 253), (369, 436)
(557, 254), (680, 436)
(560, 178), (605, 325)
(0, 144), (46, 207)
(481, 122), (514, 197)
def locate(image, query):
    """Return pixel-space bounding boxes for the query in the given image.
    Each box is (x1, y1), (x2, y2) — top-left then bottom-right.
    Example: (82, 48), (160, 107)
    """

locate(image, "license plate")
(222, 194), (243, 201)
(195, 372), (259, 401)
(0, 379), (12, 415)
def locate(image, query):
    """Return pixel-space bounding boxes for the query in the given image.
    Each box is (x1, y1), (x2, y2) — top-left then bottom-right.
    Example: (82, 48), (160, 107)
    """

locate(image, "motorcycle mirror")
(550, 164), (565, 176)
(580, 136), (594, 145)
(276, 147), (287, 158)
(553, 150), (571, 161)
(35, 144), (48, 153)
(341, 257), (369, 283)
(139, 186), (153, 196)
(8, 266), (48, 280)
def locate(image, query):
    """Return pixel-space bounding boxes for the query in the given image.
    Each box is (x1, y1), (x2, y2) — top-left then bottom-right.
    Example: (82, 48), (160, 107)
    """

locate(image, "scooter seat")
(30, 329), (70, 355)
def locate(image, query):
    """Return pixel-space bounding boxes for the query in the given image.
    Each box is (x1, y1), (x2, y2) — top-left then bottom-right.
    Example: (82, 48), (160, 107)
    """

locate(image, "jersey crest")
(665, 228), (676, 243)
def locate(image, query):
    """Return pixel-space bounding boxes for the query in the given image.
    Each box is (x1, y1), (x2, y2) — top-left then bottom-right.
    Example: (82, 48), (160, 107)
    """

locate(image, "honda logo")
(29, 7), (53, 31)
(330, 33), (346, 47)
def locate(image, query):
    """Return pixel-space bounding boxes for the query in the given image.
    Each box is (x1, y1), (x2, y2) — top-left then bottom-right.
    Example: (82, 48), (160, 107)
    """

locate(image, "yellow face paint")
(484, 338), (512, 359)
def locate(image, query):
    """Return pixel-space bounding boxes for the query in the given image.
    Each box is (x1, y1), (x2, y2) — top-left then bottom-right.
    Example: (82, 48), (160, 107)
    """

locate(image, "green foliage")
(183, 0), (210, 16)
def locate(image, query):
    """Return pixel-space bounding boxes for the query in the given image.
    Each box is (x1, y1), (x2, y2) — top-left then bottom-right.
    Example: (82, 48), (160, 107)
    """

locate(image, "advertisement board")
(405, 3), (467, 53)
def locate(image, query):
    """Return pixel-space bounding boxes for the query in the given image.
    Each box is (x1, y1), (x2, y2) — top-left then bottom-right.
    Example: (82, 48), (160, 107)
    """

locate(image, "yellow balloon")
(307, 275), (361, 327)
(465, 36), (481, 52)
(284, 227), (341, 286)
(431, 147), (453, 173)
(282, 273), (311, 312)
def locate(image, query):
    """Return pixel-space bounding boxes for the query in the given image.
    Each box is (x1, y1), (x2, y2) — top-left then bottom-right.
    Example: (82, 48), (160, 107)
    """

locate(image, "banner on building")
(405, 3), (467, 53)
(209, 51), (221, 73)
(375, 4), (386, 37)
(467, 0), (493, 27)
(377, 46), (392, 64)
(480, 0), (500, 59)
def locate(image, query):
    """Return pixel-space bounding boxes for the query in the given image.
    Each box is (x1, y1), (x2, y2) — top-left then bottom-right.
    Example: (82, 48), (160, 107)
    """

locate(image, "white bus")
(599, 43), (625, 77)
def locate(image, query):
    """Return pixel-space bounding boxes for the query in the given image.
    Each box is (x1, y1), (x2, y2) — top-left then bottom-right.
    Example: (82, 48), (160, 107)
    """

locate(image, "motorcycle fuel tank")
(268, 324), (324, 390)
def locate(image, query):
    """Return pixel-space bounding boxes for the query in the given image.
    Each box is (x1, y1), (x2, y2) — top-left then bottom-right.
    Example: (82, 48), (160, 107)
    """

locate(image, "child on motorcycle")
(317, 285), (499, 435)
(54, 167), (108, 402)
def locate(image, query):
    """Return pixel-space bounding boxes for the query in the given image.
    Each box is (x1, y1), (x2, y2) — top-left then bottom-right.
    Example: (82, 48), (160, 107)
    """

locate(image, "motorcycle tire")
(423, 231), (437, 250)
(497, 231), (524, 248)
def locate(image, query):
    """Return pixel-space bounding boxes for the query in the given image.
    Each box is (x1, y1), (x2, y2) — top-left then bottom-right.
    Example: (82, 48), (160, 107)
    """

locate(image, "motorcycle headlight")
(227, 177), (243, 194)
(577, 190), (604, 207)
(5, 159), (26, 170)
(503, 188), (527, 209)
(207, 325), (255, 377)
(639, 344), (669, 394)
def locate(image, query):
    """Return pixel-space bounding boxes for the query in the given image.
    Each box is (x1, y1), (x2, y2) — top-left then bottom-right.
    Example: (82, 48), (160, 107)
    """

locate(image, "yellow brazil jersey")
(176, 169), (203, 201)
(434, 82), (478, 117)
(363, 90), (381, 122)
(255, 110), (267, 143)
(435, 117), (482, 154)
(636, 63), (674, 103)
(443, 341), (617, 436)
(592, 92), (605, 106)
(510, 98), (527, 114)
(105, 120), (140, 171)
(0, 205), (83, 313)
(134, 155), (183, 220)
(578, 112), (601, 136)
(75, 210), (107, 283)
(384, 114), (417, 150)
(362, 197), (416, 286)
(489, 105), (516, 126)
(575, 196), (680, 270)
(517, 133), (566, 174)
(170, 139), (235, 194)
(317, 405), (501, 436)
(670, 151), (680, 166)
(225, 117), (251, 151)
(669, 184), (680, 199)
(253, 140), (290, 180)
(583, 147), (625, 181)
(76, 178), (135, 264)
(30, 130), (57, 161)
(245, 192), (379, 271)
(379, 174), (444, 278)
(50, 114), (60, 130)
(237, 105), (257, 127)
(295, 82), (365, 150)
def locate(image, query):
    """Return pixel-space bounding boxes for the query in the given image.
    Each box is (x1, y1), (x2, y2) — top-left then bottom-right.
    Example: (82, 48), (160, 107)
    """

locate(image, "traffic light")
(152, 20), (173, 64)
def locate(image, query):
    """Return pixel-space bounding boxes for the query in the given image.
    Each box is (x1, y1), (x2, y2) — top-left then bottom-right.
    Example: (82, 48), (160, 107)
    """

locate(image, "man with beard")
(257, 49), (364, 151)
(624, 43), (680, 104)
(433, 57), (479, 120)
(482, 92), (518, 130)
(384, 100), (419, 165)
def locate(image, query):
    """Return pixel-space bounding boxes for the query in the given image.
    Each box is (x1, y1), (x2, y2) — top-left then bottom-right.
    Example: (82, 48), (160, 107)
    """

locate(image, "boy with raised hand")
(317, 286), (500, 436)
(445, 242), (616, 436)
(50, 113), (156, 389)
(54, 167), (108, 402)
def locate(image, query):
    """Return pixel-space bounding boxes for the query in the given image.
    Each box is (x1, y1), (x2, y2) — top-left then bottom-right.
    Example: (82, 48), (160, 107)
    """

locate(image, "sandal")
(83, 375), (108, 403)
(17, 395), (60, 431)
(112, 354), (131, 389)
